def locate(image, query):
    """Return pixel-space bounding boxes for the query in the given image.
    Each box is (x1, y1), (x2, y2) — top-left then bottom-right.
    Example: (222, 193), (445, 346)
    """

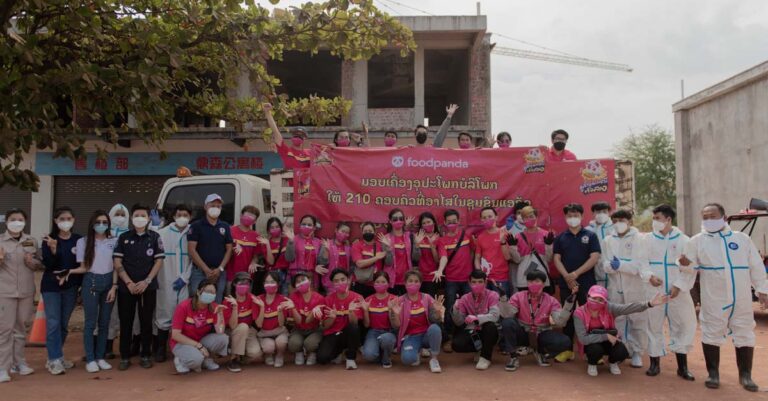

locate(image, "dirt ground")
(4, 306), (768, 401)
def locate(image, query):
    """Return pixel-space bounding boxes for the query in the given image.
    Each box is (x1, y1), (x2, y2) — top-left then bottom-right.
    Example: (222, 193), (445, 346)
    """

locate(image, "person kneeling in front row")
(450, 270), (500, 370)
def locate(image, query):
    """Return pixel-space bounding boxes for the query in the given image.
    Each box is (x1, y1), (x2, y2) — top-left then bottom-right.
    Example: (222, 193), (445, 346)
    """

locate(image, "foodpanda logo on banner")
(392, 156), (469, 170)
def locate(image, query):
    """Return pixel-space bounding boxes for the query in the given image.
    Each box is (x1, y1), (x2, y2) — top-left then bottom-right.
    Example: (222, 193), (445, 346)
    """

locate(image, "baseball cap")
(204, 193), (223, 204)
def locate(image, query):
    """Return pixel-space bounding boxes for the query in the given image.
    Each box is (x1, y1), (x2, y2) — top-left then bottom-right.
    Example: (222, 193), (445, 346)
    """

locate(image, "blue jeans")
(277, 270), (289, 296)
(362, 329), (396, 364)
(82, 272), (114, 362)
(444, 281), (470, 337)
(487, 280), (511, 298)
(401, 324), (442, 366)
(42, 286), (79, 361)
(189, 268), (226, 303)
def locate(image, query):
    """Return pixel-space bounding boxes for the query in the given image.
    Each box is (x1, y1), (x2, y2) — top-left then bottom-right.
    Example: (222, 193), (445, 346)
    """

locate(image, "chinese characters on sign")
(195, 156), (263, 171)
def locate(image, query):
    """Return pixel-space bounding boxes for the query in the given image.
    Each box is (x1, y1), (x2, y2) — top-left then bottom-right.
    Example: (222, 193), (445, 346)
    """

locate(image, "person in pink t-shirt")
(473, 207), (512, 297)
(546, 129), (577, 162)
(316, 269), (363, 370)
(226, 206), (268, 293)
(413, 212), (441, 296)
(361, 272), (398, 368)
(255, 272), (291, 368)
(287, 272), (325, 366)
(378, 208), (416, 295)
(508, 206), (555, 292)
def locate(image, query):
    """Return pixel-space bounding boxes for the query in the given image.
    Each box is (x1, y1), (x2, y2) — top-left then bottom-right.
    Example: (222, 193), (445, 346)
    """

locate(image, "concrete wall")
(674, 61), (768, 251)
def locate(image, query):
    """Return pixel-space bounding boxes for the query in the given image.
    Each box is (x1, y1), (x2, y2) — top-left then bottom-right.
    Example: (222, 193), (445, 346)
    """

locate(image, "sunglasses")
(391, 216), (404, 222)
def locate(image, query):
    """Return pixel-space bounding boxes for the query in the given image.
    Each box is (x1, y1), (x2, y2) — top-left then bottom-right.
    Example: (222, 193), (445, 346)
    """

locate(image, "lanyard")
(527, 293), (543, 332)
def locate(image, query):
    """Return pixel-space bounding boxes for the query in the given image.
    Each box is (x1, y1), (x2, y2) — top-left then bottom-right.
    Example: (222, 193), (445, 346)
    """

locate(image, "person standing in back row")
(188, 194), (234, 304)
(546, 129), (577, 162)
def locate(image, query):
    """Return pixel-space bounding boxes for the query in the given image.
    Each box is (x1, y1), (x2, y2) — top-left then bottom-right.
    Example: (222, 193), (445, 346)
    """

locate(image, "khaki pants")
(230, 323), (263, 361)
(288, 329), (323, 353)
(0, 296), (34, 371)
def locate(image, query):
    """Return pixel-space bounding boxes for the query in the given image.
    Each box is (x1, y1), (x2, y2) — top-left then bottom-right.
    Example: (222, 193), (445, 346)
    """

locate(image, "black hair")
(496, 132), (511, 142)
(414, 125), (427, 133)
(131, 203), (151, 215)
(551, 129), (569, 141)
(385, 130), (398, 138)
(330, 268), (350, 281)
(336, 221), (351, 231)
(174, 204), (192, 215)
(263, 271), (281, 288)
(5, 208), (27, 221)
(418, 212), (437, 229)
(562, 203), (584, 215)
(49, 206), (74, 238)
(514, 200), (531, 213)
(703, 203), (726, 217)
(360, 221), (376, 232)
(480, 206), (497, 216)
(652, 204), (677, 220)
(469, 270), (487, 281)
(241, 205), (260, 219)
(300, 214), (318, 227)
(526, 269), (548, 283)
(458, 132), (472, 142)
(230, 275), (252, 295)
(444, 209), (460, 220)
(404, 270), (422, 283)
(386, 208), (405, 233)
(373, 271), (390, 283)
(194, 279), (217, 311)
(292, 271), (311, 288)
(266, 216), (284, 232)
(590, 201), (612, 213)
(333, 129), (349, 145)
(610, 208), (633, 220)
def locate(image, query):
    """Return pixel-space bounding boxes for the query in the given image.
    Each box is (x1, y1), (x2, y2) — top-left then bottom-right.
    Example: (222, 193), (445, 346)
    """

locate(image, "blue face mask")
(93, 223), (109, 234)
(199, 292), (216, 305)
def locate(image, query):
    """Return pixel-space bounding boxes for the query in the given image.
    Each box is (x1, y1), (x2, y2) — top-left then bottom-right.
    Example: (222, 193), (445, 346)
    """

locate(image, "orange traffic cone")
(26, 300), (46, 347)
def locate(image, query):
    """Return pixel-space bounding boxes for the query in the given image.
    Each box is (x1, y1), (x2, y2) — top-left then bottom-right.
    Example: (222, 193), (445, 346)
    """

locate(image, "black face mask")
(553, 141), (566, 151)
(362, 233), (375, 242)
(416, 133), (427, 144)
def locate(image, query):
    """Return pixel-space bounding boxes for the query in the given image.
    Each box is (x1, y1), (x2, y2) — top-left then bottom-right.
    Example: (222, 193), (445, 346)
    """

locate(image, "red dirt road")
(4, 309), (768, 401)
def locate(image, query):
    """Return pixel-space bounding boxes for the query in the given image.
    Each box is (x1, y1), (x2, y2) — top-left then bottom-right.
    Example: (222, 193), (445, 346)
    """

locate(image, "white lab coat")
(602, 227), (650, 355)
(642, 227), (697, 356)
(683, 225), (768, 347)
(155, 224), (192, 331)
(586, 220), (614, 288)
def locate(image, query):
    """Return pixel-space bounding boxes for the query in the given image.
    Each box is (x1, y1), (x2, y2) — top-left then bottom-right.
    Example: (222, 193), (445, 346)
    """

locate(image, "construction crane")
(492, 45), (633, 72)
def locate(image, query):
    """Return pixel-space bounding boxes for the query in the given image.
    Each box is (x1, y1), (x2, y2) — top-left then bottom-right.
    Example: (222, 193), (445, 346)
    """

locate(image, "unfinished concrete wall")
(469, 33), (492, 142)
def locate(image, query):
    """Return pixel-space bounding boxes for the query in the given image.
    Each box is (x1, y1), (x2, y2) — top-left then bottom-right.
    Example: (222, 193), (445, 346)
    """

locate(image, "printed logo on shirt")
(581, 236), (589, 244)
(219, 227), (226, 235)
(728, 242), (739, 250)
(146, 248), (154, 257)
(71, 247), (77, 254)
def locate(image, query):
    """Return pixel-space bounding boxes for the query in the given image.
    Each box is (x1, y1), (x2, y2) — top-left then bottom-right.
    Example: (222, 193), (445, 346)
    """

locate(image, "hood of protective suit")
(109, 203), (130, 229)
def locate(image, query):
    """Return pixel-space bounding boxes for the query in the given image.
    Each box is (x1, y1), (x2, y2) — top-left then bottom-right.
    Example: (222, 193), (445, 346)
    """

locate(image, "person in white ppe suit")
(641, 204), (696, 380)
(154, 204), (193, 363)
(105, 204), (133, 358)
(680, 203), (768, 392)
(586, 201), (614, 289)
(601, 208), (649, 369)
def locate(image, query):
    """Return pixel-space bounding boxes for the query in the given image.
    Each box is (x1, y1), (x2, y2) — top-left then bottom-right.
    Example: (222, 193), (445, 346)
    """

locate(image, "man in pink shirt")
(546, 129), (577, 162)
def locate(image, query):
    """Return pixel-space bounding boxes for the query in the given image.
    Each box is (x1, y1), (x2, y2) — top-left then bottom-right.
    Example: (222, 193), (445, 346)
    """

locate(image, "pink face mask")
(336, 138), (350, 147)
(405, 282), (421, 295)
(391, 220), (404, 230)
(335, 231), (349, 243)
(240, 214), (256, 227)
(235, 284), (250, 296)
(445, 223), (458, 232)
(264, 283), (278, 295)
(587, 299), (606, 311)
(374, 283), (389, 294)
(470, 283), (485, 295)
(459, 142), (471, 149)
(527, 282), (544, 295)
(296, 280), (311, 294)
(498, 142), (510, 148)
(300, 225), (313, 237)
(384, 137), (397, 147)
(523, 218), (537, 228)
(334, 282), (349, 294)
(291, 137), (304, 147)
(269, 227), (282, 238)
(422, 223), (435, 234)
(482, 219), (495, 229)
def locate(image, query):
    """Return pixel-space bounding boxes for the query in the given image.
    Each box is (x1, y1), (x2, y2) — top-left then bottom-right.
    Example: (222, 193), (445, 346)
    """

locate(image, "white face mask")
(132, 216), (149, 229)
(614, 222), (629, 234)
(566, 217), (582, 228)
(7, 221), (25, 233)
(207, 207), (222, 218)
(652, 220), (667, 233)
(57, 221), (74, 232)
(595, 213), (610, 224)
(702, 218), (725, 233)
(112, 216), (127, 228)
(175, 217), (190, 228)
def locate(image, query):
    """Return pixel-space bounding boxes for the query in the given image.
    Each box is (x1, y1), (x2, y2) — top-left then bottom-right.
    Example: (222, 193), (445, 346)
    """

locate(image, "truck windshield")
(163, 183), (236, 225)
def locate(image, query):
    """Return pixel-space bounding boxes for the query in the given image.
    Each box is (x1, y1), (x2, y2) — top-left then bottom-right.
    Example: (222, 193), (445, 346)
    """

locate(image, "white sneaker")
(85, 361), (100, 373)
(0, 370), (10, 383)
(410, 358), (421, 367)
(630, 353), (643, 368)
(11, 364), (34, 376)
(61, 359), (75, 369)
(174, 357), (190, 374)
(420, 348), (431, 358)
(331, 354), (343, 365)
(517, 346), (533, 356)
(294, 352), (305, 365)
(609, 363), (622, 375)
(202, 358), (219, 371)
(429, 358), (442, 373)
(97, 360), (112, 370)
(47, 360), (65, 375)
(475, 357), (491, 370)
(587, 364), (598, 377)
(265, 355), (274, 366)
(306, 352), (317, 366)
(345, 359), (357, 370)
(274, 355), (284, 368)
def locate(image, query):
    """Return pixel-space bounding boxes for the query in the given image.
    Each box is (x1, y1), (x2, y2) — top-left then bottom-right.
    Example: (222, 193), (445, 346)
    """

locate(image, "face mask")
(112, 216), (127, 227)
(652, 220), (667, 233)
(614, 222), (629, 234)
(384, 137), (397, 147)
(362, 232), (375, 242)
(523, 217), (537, 228)
(207, 207), (221, 219)
(336, 138), (350, 147)
(300, 225), (314, 236)
(527, 282), (544, 295)
(553, 141), (566, 151)
(374, 283), (389, 294)
(595, 213), (610, 224)
(240, 214), (256, 227)
(586, 299), (606, 311)
(235, 284), (250, 296)
(264, 283), (278, 295)
(391, 220), (404, 230)
(498, 142), (510, 148)
(93, 223), (109, 234)
(7, 221), (25, 233)
(482, 219), (495, 229)
(269, 227), (282, 238)
(199, 292), (216, 305)
(459, 142), (471, 149)
(470, 283), (485, 296)
(702, 218), (725, 233)
(405, 283), (420, 295)
(416, 133), (427, 144)
(175, 217), (190, 228)
(132, 217), (149, 228)
(446, 223), (458, 232)
(422, 224), (435, 234)
(566, 217), (582, 228)
(334, 281), (348, 294)
(335, 231), (349, 243)
(291, 137), (304, 147)
(57, 221), (74, 231)
(296, 280), (311, 294)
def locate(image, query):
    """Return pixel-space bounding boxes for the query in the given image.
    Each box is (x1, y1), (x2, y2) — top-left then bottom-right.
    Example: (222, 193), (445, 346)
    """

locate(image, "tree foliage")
(613, 125), (676, 212)
(0, 0), (415, 190)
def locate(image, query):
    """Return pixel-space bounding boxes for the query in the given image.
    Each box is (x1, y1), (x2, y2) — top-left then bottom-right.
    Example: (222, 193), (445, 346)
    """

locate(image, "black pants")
(452, 322), (499, 360)
(559, 283), (589, 340)
(500, 318), (572, 357)
(420, 282), (439, 297)
(317, 323), (361, 364)
(352, 283), (375, 299)
(584, 341), (629, 365)
(118, 289), (156, 359)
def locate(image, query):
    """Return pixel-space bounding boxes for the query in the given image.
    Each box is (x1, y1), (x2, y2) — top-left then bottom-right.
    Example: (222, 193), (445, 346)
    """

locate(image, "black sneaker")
(505, 356), (520, 372)
(139, 357), (153, 369)
(118, 359), (131, 371)
(227, 359), (242, 373)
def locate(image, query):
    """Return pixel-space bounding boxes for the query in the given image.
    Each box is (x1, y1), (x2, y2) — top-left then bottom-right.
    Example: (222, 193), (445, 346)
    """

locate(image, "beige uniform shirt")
(0, 231), (40, 298)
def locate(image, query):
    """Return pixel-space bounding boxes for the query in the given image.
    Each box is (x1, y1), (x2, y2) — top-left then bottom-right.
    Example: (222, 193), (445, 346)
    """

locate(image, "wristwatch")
(144, 277), (152, 285)
(218, 266), (225, 273)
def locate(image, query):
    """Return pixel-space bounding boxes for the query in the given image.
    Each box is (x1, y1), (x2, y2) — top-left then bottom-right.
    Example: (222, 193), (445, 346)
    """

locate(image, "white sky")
(263, 0), (768, 158)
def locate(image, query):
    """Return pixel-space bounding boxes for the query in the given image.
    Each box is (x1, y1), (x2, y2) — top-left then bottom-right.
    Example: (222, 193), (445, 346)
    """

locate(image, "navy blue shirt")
(553, 227), (601, 289)
(187, 219), (233, 270)
(113, 230), (165, 292)
(41, 234), (83, 292)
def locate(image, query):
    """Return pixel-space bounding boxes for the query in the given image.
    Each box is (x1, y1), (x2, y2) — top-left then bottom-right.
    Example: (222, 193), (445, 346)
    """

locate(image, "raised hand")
(649, 292), (669, 307)
(312, 305), (325, 320)
(257, 237), (270, 246)
(43, 236), (58, 254)
(388, 298), (402, 315)
(414, 230), (426, 244)
(284, 227), (294, 241)
(214, 304), (228, 314)
(544, 231), (555, 245)
(432, 270), (444, 283)
(234, 243), (243, 256)
(446, 104), (460, 118)
(224, 296), (238, 307)
(499, 229), (508, 243)
(405, 216), (415, 229)
(262, 103), (273, 113)
(507, 234), (518, 246)
(377, 233), (392, 248)
(253, 296), (265, 308)
(315, 265), (329, 275)
(248, 262), (263, 274)
(322, 238), (331, 250)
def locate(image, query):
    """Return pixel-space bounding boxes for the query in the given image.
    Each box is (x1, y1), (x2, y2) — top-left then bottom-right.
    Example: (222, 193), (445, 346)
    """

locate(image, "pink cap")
(588, 285), (608, 300)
